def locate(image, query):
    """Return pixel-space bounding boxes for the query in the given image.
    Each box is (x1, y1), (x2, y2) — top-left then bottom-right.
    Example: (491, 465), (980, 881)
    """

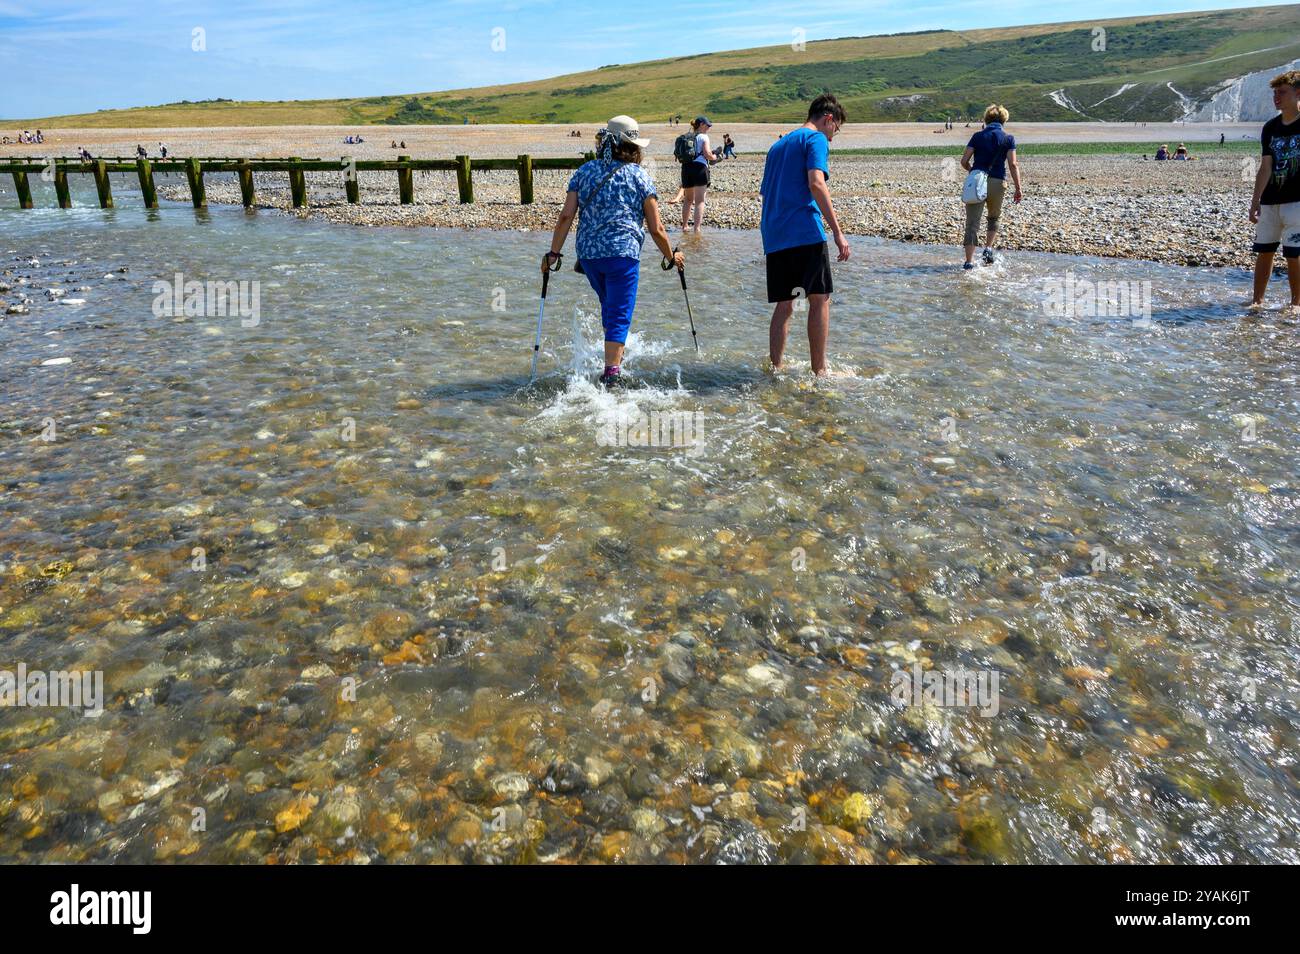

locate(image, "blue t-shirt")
(566, 160), (657, 260)
(966, 122), (1015, 180)
(759, 127), (830, 254)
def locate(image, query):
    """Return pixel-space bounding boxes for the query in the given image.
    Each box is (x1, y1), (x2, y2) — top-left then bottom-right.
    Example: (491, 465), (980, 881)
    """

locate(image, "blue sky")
(0, 0), (1288, 118)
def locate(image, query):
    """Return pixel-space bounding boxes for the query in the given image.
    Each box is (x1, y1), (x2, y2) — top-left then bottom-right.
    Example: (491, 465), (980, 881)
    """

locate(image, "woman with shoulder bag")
(960, 104), (1023, 269)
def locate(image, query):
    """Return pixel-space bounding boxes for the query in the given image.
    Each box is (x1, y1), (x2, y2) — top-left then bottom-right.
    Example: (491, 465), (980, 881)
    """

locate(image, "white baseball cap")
(605, 115), (650, 148)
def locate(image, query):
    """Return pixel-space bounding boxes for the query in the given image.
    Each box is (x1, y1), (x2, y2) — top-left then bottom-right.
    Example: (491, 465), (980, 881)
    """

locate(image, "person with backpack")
(960, 104), (1022, 269)
(542, 115), (684, 388)
(675, 116), (715, 232)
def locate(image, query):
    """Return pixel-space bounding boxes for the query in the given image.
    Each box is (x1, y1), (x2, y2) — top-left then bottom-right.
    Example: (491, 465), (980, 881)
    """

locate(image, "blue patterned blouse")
(566, 159), (658, 261)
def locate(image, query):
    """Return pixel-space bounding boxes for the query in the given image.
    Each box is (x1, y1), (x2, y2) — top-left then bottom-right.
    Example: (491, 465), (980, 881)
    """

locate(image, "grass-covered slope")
(11, 4), (1300, 126)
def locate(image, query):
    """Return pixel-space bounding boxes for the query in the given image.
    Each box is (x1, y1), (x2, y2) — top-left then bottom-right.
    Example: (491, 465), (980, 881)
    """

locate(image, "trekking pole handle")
(542, 251), (562, 297)
(661, 246), (685, 288)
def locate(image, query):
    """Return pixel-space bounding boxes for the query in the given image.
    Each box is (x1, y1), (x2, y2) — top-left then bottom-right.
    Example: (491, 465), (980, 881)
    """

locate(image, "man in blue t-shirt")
(759, 94), (850, 377)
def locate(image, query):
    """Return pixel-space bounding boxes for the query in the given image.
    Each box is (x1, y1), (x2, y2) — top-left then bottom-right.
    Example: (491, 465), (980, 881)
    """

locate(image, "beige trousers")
(963, 177), (1006, 247)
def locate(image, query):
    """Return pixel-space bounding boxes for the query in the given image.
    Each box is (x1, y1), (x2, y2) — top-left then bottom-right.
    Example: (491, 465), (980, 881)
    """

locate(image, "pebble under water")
(1, 185), (1298, 863)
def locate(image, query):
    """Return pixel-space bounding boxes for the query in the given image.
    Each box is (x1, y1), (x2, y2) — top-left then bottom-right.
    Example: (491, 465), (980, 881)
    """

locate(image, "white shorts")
(1253, 201), (1300, 256)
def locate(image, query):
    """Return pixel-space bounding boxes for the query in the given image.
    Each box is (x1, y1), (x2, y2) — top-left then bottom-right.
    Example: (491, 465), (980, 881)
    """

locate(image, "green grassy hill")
(12, 4), (1300, 126)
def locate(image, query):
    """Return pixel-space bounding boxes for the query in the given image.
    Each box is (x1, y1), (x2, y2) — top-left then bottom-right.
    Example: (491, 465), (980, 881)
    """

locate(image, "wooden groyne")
(0, 154), (593, 210)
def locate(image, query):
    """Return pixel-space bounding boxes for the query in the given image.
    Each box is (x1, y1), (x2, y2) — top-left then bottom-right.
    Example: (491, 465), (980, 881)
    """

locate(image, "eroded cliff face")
(1185, 58), (1300, 122)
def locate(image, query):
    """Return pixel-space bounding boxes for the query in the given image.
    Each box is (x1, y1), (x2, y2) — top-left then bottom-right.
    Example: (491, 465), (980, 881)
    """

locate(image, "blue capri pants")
(579, 255), (640, 344)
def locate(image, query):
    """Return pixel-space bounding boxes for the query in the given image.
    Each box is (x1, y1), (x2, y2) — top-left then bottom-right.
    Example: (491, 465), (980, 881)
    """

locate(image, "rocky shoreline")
(160, 154), (1256, 269)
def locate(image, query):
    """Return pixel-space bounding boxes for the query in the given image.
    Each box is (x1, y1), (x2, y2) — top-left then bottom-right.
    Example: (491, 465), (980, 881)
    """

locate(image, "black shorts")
(681, 162), (710, 188)
(766, 241), (832, 303)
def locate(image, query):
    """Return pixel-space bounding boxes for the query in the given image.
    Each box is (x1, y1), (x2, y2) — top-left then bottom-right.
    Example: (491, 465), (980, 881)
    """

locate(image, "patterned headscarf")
(596, 126), (616, 161)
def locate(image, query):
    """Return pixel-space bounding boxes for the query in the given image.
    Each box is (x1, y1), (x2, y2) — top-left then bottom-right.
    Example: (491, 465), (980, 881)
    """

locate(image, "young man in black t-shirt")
(1249, 70), (1300, 307)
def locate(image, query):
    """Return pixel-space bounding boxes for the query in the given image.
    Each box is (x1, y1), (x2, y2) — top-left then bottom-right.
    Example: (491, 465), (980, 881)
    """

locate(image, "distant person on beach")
(159, 143), (167, 158)
(1221, 133), (1226, 145)
(1155, 144), (1169, 160)
(759, 93), (849, 377)
(960, 104), (1022, 269)
(543, 114), (683, 388)
(1174, 143), (1189, 160)
(722, 133), (736, 158)
(677, 116), (714, 232)
(1248, 69), (1300, 309)
(136, 144), (147, 158)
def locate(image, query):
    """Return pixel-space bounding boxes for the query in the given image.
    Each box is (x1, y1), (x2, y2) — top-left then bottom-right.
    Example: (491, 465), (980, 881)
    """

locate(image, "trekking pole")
(531, 252), (562, 382)
(662, 246), (698, 353)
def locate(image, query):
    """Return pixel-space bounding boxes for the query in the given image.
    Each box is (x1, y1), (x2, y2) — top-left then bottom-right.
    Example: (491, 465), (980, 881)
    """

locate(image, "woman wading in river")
(543, 114), (683, 388)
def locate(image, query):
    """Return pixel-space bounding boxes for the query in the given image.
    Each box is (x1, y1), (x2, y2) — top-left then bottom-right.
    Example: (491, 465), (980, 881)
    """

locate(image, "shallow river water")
(1, 179), (1298, 863)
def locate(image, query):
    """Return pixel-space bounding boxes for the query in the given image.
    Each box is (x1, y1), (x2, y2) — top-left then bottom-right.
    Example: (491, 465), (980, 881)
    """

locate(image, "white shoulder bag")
(962, 168), (988, 204)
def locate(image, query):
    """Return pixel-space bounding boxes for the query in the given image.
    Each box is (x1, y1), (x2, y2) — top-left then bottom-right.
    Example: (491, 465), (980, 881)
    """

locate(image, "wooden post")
(54, 166), (71, 208)
(289, 157), (307, 208)
(398, 155), (413, 205)
(136, 158), (158, 209)
(185, 158), (206, 208)
(455, 154), (473, 204)
(518, 154), (533, 205)
(11, 170), (33, 209)
(237, 159), (255, 207)
(93, 159), (114, 208)
(343, 156), (359, 204)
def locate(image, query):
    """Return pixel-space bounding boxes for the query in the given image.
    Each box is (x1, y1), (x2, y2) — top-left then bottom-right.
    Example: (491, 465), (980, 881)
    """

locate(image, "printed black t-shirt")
(1261, 114), (1300, 205)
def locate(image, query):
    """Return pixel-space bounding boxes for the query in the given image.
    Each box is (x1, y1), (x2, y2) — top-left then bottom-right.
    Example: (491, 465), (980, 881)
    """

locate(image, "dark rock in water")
(710, 820), (777, 864)
(1001, 629), (1038, 659)
(281, 682), (320, 706)
(31, 812), (103, 852)
(542, 758), (586, 794)
(704, 751), (742, 784)
(752, 788), (789, 820)
(595, 537), (631, 559)
(580, 786), (630, 827)
(661, 643), (695, 688)
(1140, 772), (1201, 808)
(452, 773), (493, 803)
(156, 677), (200, 708)
(716, 614), (760, 649)
(910, 589), (952, 621)
(623, 766), (661, 801)
(753, 697), (797, 728)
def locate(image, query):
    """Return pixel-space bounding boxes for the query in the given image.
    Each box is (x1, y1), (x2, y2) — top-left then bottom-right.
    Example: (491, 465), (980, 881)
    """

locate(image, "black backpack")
(673, 132), (695, 164)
